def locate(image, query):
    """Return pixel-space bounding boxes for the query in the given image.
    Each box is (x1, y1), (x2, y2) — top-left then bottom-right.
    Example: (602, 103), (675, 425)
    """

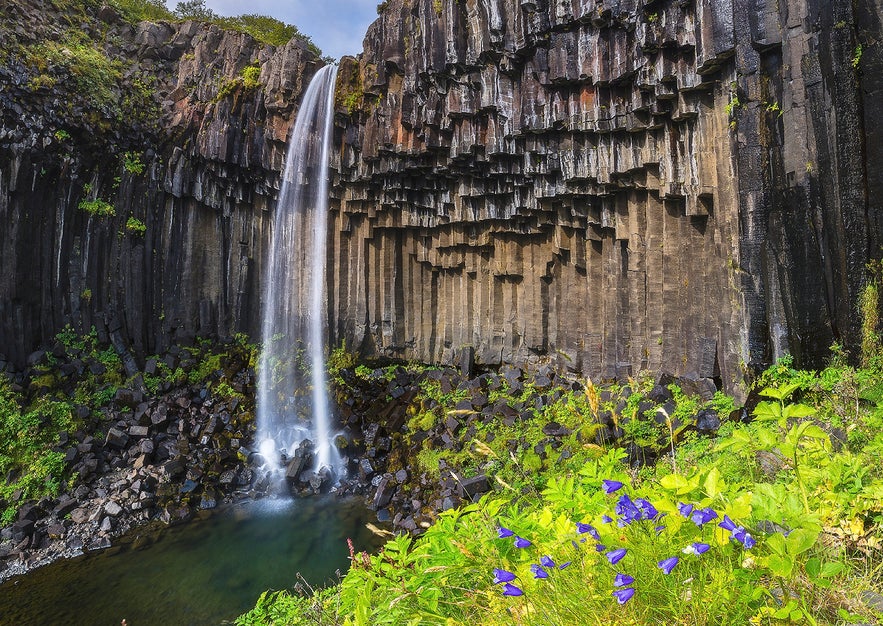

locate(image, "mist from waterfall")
(256, 64), (340, 487)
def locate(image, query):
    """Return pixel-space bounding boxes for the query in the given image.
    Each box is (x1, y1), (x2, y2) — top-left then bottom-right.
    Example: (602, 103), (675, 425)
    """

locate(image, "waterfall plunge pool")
(0, 497), (387, 625)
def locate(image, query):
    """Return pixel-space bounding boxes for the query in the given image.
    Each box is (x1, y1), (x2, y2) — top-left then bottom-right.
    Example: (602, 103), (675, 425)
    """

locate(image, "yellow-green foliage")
(125, 216), (147, 235)
(0, 378), (77, 524)
(860, 262), (881, 369)
(78, 197), (115, 217)
(108, 0), (175, 22)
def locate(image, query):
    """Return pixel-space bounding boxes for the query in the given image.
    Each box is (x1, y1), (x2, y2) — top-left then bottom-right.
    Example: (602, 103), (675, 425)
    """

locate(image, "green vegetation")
(240, 287), (883, 625)
(125, 216), (147, 236)
(173, 0), (320, 52)
(122, 151), (145, 175)
(78, 197), (116, 217)
(0, 328), (258, 523)
(852, 44), (863, 70)
(108, 0), (174, 22)
(215, 63), (264, 102)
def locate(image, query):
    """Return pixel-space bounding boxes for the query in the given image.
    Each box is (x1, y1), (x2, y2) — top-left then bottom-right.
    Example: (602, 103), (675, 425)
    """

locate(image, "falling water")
(256, 64), (340, 486)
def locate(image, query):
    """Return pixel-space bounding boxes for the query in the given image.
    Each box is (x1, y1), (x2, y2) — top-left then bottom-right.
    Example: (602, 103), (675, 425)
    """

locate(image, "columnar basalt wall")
(329, 0), (881, 390)
(0, 1), (322, 366)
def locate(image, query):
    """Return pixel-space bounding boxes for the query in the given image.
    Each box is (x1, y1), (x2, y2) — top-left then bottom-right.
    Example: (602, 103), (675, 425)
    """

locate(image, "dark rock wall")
(329, 0), (882, 390)
(0, 3), (322, 366)
(1, 0), (881, 393)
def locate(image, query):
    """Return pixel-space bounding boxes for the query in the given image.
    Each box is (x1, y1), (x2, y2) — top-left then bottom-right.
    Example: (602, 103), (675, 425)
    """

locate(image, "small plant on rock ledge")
(125, 216), (147, 236)
(78, 197), (115, 217)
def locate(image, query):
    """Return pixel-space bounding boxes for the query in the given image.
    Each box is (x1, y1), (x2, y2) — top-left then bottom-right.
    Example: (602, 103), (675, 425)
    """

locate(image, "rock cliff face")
(0, 0), (322, 366)
(330, 0), (882, 390)
(1, 0), (881, 392)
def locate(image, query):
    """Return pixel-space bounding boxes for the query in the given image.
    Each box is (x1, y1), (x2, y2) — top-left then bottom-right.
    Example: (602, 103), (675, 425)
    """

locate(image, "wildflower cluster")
(492, 477), (757, 610)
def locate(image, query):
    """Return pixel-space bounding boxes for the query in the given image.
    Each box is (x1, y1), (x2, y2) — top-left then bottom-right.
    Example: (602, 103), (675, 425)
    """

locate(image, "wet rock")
(372, 475), (396, 509)
(199, 490), (217, 509)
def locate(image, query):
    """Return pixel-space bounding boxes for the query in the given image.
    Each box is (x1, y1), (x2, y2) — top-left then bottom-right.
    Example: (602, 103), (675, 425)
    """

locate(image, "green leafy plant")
(125, 216), (147, 235)
(78, 197), (115, 217)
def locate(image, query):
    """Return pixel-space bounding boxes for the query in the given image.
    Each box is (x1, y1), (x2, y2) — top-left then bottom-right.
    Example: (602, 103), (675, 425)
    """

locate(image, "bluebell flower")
(658, 556), (679, 575)
(602, 514), (613, 524)
(682, 542), (710, 556)
(732, 527), (756, 549)
(616, 494), (642, 525)
(655, 525), (666, 535)
(493, 568), (516, 584)
(606, 548), (627, 564)
(530, 564), (549, 579)
(612, 587), (635, 604)
(540, 555), (555, 568)
(613, 573), (635, 587)
(577, 522), (601, 540)
(677, 502), (694, 518)
(718, 515), (738, 533)
(502, 583), (524, 596)
(595, 543), (607, 552)
(558, 561), (572, 569)
(635, 498), (658, 520)
(514, 536), (532, 548)
(602, 479), (624, 494)
(691, 507), (719, 526)
(497, 526), (514, 538)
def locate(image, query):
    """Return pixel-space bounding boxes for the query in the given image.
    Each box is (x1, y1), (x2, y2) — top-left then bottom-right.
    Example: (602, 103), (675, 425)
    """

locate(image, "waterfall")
(256, 64), (340, 489)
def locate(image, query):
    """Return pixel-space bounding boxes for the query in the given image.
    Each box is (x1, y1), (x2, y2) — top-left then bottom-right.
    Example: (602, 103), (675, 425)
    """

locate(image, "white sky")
(164, 0), (381, 60)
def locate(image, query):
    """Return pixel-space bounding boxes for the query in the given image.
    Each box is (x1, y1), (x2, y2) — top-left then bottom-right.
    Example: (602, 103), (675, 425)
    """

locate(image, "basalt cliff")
(2, 0), (882, 393)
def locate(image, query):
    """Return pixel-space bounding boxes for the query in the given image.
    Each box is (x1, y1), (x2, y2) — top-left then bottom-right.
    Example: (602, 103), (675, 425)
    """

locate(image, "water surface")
(0, 497), (386, 625)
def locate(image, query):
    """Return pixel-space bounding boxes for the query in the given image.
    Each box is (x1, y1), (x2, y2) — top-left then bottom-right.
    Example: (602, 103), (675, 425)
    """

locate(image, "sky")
(164, 0), (381, 60)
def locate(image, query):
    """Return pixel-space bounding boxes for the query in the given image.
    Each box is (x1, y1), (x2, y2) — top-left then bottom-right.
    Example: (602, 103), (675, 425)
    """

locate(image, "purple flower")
(577, 522), (601, 540)
(658, 556), (679, 575)
(493, 568), (516, 584)
(677, 502), (694, 518)
(558, 561), (571, 569)
(530, 564), (549, 579)
(655, 525), (666, 535)
(613, 573), (635, 587)
(514, 536), (532, 548)
(683, 542), (710, 556)
(602, 514), (613, 524)
(602, 479), (625, 494)
(502, 583), (524, 597)
(718, 515), (738, 533)
(612, 587), (636, 604)
(635, 498), (659, 520)
(691, 507), (719, 526)
(497, 526), (514, 538)
(616, 494), (642, 526)
(595, 543), (607, 552)
(540, 555), (556, 568)
(732, 527), (756, 549)
(606, 548), (627, 565)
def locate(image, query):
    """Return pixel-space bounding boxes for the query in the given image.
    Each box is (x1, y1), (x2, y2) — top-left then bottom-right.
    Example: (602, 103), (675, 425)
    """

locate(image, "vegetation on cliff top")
(238, 278), (883, 625)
